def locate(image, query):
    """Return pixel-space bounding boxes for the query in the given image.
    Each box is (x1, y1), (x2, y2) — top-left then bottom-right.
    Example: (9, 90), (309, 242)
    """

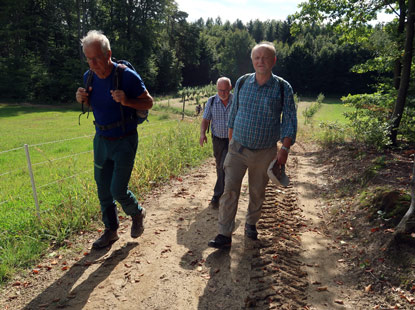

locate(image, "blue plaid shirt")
(228, 73), (297, 149)
(202, 93), (233, 139)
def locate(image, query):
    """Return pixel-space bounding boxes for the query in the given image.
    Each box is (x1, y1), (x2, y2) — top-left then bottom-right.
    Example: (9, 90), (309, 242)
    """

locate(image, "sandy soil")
(1, 143), (413, 309)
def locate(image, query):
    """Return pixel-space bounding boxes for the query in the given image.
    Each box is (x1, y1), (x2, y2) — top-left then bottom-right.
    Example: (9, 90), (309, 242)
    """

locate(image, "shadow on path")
(24, 242), (138, 310)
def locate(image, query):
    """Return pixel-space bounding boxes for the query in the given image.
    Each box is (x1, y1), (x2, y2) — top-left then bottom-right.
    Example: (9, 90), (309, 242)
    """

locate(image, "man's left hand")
(111, 90), (127, 105)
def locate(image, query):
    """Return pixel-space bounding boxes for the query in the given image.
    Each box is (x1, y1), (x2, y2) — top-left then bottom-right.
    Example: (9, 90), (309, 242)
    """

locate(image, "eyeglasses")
(84, 53), (106, 63)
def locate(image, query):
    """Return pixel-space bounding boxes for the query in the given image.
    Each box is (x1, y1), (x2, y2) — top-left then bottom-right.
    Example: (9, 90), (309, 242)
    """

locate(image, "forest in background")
(1, 0), (415, 147)
(0, 0), (380, 103)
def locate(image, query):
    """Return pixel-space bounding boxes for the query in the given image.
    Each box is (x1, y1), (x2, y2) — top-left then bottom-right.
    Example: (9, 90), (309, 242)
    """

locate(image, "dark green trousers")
(93, 132), (142, 231)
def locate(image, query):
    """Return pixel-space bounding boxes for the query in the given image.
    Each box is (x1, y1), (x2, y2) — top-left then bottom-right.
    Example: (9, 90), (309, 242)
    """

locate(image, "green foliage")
(216, 29), (255, 82)
(302, 95), (324, 124)
(342, 93), (394, 150)
(315, 121), (346, 146)
(0, 0), (389, 102)
(317, 93), (325, 104)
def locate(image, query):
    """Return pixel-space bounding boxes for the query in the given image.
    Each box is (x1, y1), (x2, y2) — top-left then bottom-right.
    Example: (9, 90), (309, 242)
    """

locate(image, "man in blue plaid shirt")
(208, 42), (297, 249)
(200, 77), (233, 208)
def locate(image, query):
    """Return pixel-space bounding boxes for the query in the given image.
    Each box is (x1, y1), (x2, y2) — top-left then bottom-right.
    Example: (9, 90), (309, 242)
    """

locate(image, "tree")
(294, 0), (414, 146)
(216, 29), (255, 83)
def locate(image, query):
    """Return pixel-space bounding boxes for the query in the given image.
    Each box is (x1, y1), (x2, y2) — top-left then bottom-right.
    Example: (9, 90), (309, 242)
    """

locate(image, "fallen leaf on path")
(317, 286), (328, 292)
(334, 300), (344, 305)
(312, 281), (321, 285)
(32, 269), (39, 274)
(61, 266), (69, 271)
(364, 284), (372, 292)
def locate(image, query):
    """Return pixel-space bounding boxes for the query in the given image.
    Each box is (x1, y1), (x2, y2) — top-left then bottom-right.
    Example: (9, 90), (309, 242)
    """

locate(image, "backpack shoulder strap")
(238, 73), (250, 93)
(206, 95), (215, 134)
(236, 73), (251, 108)
(78, 70), (94, 125)
(113, 64), (124, 90)
(112, 64), (127, 132)
(85, 70), (94, 93)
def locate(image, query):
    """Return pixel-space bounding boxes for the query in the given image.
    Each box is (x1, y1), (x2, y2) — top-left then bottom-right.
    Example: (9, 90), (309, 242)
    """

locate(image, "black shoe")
(92, 229), (119, 249)
(131, 207), (146, 238)
(208, 234), (232, 249)
(209, 197), (219, 209)
(245, 223), (258, 240)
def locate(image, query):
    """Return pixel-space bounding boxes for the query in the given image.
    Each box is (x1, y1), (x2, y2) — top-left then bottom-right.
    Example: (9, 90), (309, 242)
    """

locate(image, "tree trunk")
(76, 0), (83, 65)
(394, 156), (415, 234)
(393, 0), (406, 89)
(390, 0), (415, 145)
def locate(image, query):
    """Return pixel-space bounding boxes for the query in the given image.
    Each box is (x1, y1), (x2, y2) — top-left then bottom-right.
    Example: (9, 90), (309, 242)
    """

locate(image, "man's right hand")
(199, 134), (207, 147)
(76, 87), (91, 105)
(272, 161), (283, 180)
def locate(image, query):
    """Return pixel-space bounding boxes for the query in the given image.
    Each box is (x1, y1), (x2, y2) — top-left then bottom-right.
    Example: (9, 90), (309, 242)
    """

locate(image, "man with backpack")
(199, 77), (233, 209)
(208, 42), (297, 249)
(75, 30), (153, 249)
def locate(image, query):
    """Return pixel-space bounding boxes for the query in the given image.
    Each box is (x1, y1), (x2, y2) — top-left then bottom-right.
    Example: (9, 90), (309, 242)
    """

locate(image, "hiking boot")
(209, 197), (219, 209)
(131, 207), (146, 238)
(208, 234), (232, 249)
(92, 229), (119, 249)
(245, 223), (258, 240)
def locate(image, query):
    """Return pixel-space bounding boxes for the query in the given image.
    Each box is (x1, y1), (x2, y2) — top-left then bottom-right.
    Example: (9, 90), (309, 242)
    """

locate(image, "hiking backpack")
(79, 59), (148, 131)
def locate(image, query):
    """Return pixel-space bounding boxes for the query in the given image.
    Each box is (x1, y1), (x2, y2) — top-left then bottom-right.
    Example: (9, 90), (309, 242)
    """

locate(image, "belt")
(233, 140), (260, 153)
(100, 130), (137, 141)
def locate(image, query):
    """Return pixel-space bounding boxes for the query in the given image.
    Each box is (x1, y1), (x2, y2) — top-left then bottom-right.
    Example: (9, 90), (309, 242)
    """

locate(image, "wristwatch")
(281, 145), (290, 153)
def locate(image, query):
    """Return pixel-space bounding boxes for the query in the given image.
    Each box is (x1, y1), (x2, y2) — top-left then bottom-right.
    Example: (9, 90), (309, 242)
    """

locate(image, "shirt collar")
(251, 73), (277, 87)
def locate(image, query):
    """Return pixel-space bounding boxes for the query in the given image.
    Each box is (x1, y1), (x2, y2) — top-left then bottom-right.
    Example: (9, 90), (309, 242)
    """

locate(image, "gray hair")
(251, 41), (276, 59)
(81, 30), (111, 54)
(216, 77), (232, 88)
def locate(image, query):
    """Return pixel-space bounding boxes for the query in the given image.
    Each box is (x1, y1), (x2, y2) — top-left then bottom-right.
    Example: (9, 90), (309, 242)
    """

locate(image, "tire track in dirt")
(245, 183), (308, 309)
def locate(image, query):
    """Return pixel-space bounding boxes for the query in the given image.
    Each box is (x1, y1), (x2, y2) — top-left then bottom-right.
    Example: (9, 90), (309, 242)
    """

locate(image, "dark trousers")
(93, 133), (142, 231)
(212, 135), (229, 200)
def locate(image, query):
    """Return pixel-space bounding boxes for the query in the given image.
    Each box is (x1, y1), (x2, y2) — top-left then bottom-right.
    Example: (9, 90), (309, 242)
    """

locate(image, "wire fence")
(0, 119), (181, 211)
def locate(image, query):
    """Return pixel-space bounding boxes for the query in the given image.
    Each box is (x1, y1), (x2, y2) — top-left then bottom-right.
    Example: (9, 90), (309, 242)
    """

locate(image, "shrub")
(342, 93), (393, 150)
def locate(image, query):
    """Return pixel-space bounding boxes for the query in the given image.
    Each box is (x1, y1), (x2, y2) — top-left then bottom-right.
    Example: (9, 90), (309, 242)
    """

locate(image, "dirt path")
(1, 145), (377, 309)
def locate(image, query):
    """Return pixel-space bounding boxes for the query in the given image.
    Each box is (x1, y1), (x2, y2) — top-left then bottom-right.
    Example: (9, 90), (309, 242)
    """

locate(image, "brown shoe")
(92, 229), (119, 249)
(131, 207), (146, 238)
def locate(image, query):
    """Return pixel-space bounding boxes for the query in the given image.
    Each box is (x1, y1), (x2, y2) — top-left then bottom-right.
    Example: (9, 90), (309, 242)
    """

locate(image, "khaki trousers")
(218, 139), (277, 237)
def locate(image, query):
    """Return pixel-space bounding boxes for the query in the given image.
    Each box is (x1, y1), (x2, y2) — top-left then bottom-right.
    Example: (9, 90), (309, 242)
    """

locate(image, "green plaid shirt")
(228, 73), (297, 149)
